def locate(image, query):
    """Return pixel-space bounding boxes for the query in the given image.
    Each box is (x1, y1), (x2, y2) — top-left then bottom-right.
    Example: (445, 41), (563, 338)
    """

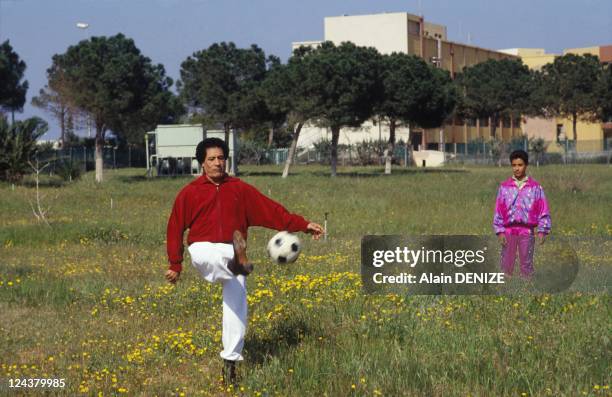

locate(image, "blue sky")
(3, 0), (611, 139)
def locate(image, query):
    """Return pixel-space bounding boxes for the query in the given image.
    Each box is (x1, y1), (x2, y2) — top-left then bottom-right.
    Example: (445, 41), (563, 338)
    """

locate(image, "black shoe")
(222, 359), (238, 386)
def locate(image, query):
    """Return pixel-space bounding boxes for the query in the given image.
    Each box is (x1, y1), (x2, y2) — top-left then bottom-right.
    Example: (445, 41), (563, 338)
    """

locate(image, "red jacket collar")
(195, 173), (238, 185)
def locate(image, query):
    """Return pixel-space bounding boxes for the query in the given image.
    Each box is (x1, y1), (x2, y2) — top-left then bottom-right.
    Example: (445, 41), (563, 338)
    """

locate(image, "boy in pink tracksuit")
(493, 150), (551, 277)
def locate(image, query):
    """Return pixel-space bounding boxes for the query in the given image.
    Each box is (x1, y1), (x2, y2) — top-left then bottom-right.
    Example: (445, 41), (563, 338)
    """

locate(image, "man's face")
(203, 147), (226, 180)
(511, 158), (527, 179)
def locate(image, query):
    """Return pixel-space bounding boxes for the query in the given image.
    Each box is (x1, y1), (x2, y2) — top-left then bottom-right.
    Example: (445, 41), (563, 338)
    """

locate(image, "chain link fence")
(443, 138), (612, 166)
(279, 138), (612, 167)
(34, 145), (147, 174)
(33, 138), (610, 178)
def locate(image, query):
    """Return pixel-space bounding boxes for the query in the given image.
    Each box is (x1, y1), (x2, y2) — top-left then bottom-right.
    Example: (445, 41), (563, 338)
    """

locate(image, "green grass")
(0, 164), (610, 396)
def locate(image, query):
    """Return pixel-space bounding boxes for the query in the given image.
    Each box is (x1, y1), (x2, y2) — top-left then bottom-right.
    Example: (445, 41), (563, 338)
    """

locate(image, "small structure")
(145, 124), (237, 176)
(412, 150), (445, 167)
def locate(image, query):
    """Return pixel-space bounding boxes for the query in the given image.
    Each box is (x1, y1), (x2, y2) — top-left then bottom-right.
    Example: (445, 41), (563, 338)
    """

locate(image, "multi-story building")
(502, 45), (612, 152)
(292, 12), (523, 151)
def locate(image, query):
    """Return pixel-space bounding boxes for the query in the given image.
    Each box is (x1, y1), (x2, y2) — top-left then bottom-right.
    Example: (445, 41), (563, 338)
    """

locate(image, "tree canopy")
(179, 42), (271, 132)
(31, 63), (79, 148)
(598, 63), (612, 123)
(0, 40), (28, 120)
(375, 53), (456, 173)
(295, 41), (384, 176)
(48, 34), (179, 181)
(539, 53), (602, 141)
(260, 46), (326, 177)
(457, 58), (532, 137)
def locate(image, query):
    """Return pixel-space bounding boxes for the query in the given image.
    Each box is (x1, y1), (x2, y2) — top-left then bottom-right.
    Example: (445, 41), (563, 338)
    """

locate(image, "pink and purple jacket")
(493, 177), (551, 236)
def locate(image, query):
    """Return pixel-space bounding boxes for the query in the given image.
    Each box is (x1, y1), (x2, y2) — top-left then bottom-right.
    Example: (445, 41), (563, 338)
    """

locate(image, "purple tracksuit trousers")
(500, 226), (535, 277)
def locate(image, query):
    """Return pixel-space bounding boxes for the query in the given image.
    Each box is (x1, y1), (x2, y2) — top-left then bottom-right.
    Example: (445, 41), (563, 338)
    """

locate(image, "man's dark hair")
(509, 150), (529, 165)
(195, 138), (229, 164)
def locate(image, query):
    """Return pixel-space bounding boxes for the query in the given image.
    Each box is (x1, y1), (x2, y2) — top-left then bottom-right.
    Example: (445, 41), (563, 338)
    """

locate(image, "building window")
(408, 21), (420, 36)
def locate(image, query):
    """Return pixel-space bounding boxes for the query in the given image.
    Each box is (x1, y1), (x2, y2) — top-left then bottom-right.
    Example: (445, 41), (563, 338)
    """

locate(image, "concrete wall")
(296, 119), (522, 149)
(297, 120), (411, 149)
(291, 41), (323, 53)
(522, 117), (557, 141)
(417, 38), (517, 76)
(325, 13), (409, 54)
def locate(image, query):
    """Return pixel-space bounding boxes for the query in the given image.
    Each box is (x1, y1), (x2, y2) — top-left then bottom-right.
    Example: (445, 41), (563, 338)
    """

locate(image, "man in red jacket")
(164, 137), (323, 384)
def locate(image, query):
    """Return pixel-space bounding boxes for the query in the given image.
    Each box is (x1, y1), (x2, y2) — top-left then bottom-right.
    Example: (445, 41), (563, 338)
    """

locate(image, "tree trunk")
(95, 125), (104, 183)
(267, 127), (274, 148)
(407, 125), (416, 166)
(59, 106), (66, 149)
(224, 124), (230, 147)
(384, 119), (396, 175)
(282, 122), (302, 179)
(572, 113), (577, 142)
(490, 115), (497, 140)
(224, 123), (237, 175)
(330, 126), (340, 177)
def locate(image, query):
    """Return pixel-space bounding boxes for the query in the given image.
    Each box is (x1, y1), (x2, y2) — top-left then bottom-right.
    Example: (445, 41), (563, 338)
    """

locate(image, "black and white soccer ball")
(267, 231), (301, 264)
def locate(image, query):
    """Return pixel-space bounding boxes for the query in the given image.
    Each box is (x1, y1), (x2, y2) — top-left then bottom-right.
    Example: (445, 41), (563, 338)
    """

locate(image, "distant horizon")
(3, 0), (611, 140)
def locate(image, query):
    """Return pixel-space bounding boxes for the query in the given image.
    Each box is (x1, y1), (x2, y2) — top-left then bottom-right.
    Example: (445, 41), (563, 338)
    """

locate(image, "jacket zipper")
(216, 184), (223, 241)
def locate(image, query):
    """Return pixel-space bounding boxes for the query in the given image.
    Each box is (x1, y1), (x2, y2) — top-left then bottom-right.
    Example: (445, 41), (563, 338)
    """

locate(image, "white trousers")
(188, 242), (247, 361)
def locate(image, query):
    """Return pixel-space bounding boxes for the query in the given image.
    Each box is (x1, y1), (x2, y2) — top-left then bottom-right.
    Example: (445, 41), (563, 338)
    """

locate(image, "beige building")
(502, 46), (612, 152)
(292, 12), (522, 150)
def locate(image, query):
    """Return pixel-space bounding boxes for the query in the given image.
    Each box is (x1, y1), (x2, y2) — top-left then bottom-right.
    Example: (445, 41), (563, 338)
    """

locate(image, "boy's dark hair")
(509, 150), (529, 165)
(195, 138), (229, 164)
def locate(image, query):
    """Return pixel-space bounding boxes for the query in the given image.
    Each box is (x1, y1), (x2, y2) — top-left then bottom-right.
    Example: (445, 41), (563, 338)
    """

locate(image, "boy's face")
(511, 158), (527, 179)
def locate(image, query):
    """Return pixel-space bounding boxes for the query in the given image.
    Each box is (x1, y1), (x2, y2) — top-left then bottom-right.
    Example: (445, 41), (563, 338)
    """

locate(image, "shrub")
(0, 116), (48, 182)
(55, 159), (82, 181)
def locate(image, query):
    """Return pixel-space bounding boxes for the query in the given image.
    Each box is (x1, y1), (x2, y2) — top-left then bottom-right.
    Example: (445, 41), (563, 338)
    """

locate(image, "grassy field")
(0, 164), (610, 396)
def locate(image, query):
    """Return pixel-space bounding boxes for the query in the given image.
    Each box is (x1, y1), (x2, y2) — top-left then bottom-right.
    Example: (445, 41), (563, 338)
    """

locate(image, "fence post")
(83, 146), (87, 171)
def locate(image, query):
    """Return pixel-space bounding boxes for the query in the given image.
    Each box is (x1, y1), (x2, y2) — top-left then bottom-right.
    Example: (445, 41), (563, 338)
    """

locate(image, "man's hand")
(306, 222), (324, 240)
(497, 233), (507, 246)
(165, 269), (180, 284)
(537, 233), (547, 245)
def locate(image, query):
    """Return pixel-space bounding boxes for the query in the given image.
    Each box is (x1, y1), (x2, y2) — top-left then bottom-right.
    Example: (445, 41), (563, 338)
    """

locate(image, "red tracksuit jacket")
(166, 175), (310, 272)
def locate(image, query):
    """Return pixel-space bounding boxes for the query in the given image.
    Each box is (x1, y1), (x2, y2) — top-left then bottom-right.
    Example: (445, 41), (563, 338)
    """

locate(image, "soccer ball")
(267, 231), (301, 264)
